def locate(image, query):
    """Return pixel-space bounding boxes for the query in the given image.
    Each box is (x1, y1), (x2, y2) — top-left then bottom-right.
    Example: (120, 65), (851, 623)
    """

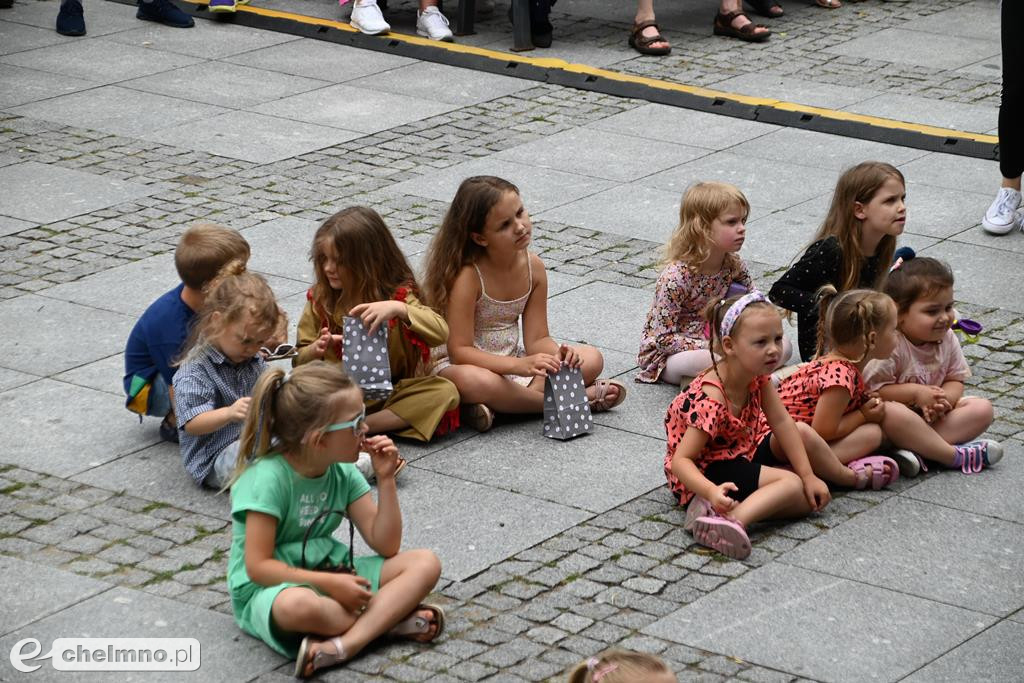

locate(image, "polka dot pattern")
(342, 316), (394, 401)
(543, 365), (594, 440)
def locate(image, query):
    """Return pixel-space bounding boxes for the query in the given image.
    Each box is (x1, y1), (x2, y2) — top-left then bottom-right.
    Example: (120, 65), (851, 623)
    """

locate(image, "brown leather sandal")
(712, 10), (771, 43)
(629, 20), (672, 56)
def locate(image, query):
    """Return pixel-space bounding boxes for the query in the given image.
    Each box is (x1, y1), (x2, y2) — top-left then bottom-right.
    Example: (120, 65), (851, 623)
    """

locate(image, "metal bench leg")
(455, 0), (475, 36)
(511, 0), (533, 51)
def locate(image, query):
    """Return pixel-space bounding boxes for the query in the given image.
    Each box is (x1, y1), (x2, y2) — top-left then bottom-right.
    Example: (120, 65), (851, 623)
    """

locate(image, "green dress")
(228, 454), (385, 658)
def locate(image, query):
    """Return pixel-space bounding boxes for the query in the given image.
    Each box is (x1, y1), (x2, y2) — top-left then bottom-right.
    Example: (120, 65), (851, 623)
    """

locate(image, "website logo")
(9, 638), (200, 673)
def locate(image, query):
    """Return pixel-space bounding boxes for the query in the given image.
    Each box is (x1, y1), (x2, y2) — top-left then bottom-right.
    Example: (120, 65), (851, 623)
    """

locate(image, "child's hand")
(708, 483), (738, 515)
(519, 353), (561, 377)
(859, 395), (885, 423)
(362, 434), (400, 480)
(320, 572), (373, 614)
(802, 475), (831, 512)
(558, 344), (582, 369)
(350, 301), (406, 336)
(228, 397), (251, 423)
(311, 326), (344, 359)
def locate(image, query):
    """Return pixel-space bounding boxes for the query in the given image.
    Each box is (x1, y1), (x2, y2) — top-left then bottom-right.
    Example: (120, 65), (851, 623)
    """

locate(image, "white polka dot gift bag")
(542, 364), (593, 440)
(342, 316), (394, 402)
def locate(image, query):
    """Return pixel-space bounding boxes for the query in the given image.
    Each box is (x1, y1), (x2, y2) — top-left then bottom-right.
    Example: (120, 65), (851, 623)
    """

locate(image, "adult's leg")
(999, 0), (1024, 185)
(632, 0), (670, 52)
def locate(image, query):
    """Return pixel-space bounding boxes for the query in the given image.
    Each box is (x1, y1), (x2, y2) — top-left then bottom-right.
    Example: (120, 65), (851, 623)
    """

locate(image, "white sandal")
(294, 635), (346, 678)
(387, 603), (446, 641)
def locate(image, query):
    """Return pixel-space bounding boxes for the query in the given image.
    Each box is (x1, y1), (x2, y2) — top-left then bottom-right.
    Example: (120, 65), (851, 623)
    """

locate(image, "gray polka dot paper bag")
(342, 316), (393, 401)
(542, 364), (593, 440)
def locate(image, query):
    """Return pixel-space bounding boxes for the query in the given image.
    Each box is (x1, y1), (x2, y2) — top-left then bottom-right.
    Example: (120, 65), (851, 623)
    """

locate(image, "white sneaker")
(350, 0), (390, 35)
(981, 187), (1022, 235)
(890, 448), (921, 478)
(354, 451), (375, 482)
(416, 6), (453, 41)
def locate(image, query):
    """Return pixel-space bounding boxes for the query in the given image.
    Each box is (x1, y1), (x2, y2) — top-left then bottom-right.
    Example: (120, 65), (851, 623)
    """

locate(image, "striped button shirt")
(174, 345), (266, 484)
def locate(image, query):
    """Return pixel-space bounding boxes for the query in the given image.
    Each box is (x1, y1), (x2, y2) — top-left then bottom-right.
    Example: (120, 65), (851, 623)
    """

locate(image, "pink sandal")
(684, 496), (713, 533)
(692, 515), (751, 559)
(847, 455), (899, 490)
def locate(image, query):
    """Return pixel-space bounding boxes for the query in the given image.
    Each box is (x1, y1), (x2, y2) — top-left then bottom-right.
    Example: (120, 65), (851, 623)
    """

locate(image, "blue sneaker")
(953, 439), (1003, 474)
(209, 0), (236, 12)
(136, 0), (194, 28)
(56, 0), (87, 36)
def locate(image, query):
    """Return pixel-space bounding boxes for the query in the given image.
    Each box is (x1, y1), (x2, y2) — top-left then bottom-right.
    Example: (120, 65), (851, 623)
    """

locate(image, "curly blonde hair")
(662, 181), (749, 276)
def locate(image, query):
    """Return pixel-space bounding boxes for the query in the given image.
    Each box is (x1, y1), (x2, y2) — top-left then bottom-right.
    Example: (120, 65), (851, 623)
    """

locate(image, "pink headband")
(720, 290), (768, 338)
(586, 658), (618, 682)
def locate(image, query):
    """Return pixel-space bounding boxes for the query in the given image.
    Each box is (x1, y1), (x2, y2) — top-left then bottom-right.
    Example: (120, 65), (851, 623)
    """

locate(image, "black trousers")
(1000, 0), (1023, 179)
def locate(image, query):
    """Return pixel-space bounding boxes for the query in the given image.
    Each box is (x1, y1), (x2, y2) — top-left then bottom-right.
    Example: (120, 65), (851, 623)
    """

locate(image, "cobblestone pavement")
(2, 0), (1022, 681)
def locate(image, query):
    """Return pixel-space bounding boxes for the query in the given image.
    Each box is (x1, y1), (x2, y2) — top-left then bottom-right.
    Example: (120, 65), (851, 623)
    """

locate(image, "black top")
(769, 236), (883, 362)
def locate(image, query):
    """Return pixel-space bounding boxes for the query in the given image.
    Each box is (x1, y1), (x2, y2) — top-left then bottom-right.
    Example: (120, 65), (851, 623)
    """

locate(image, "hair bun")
(893, 246), (916, 262)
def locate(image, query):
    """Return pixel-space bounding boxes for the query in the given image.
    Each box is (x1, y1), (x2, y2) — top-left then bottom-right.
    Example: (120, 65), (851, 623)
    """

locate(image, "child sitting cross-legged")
(864, 256), (1003, 475)
(227, 362), (443, 678)
(665, 292), (831, 560)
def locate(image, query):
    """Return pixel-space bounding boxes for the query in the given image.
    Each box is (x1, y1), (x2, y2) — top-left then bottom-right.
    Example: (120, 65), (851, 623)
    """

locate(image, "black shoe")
(1, 0), (15, 10)
(159, 415), (179, 443)
(136, 0), (194, 28)
(56, 0), (86, 35)
(508, 1), (554, 48)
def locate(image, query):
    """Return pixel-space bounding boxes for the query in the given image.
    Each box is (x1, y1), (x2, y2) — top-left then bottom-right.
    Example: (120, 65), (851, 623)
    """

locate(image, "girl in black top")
(770, 162), (906, 361)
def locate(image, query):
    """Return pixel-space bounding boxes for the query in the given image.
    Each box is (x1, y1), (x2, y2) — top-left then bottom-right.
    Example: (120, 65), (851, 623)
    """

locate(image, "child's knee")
(403, 548), (442, 584)
(963, 397), (994, 426)
(273, 588), (324, 625)
(794, 421), (824, 448)
(577, 345), (605, 376)
(778, 469), (805, 498)
(862, 423), (884, 448)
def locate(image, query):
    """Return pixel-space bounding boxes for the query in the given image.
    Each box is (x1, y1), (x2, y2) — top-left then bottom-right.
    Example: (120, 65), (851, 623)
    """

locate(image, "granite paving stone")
(0, 556), (110, 637)
(220, 38), (416, 82)
(0, 37), (204, 84)
(902, 620), (1024, 683)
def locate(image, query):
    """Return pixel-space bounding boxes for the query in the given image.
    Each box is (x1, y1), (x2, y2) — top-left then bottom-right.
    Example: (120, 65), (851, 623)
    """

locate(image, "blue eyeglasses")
(323, 407), (366, 435)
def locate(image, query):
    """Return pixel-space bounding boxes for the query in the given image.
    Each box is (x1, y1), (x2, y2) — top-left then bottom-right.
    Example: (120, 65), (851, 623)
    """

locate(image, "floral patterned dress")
(637, 259), (752, 383)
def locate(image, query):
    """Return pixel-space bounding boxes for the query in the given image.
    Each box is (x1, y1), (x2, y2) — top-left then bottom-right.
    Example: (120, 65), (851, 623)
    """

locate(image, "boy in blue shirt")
(124, 223), (250, 442)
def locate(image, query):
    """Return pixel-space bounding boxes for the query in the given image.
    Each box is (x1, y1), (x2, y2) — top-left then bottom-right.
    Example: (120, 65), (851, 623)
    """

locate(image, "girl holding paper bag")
(293, 207), (459, 442)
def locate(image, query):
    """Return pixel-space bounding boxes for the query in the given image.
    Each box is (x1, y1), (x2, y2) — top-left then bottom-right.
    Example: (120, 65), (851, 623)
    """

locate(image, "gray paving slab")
(494, 127), (708, 183)
(0, 214), (35, 238)
(39, 253), (178, 317)
(0, 366), (41, 392)
(0, 379), (156, 477)
(9, 85), (231, 138)
(645, 152), (836, 213)
(108, 21), (300, 59)
(250, 83), (459, 134)
(71, 441), (231, 522)
(780, 496), (1024, 617)
(591, 369), (675, 441)
(903, 182), (993, 239)
(0, 0), (142, 35)
(826, 28), (999, 72)
(727, 127), (929, 172)
(587, 102), (776, 152)
(744, 201), (825, 269)
(903, 619), (1024, 683)
(955, 55), (1003, 80)
(947, 224), (1024, 256)
(0, 21), (66, 56)
(384, 468), (592, 581)
(547, 281), (650, 355)
(1012, 609), (1024, 625)
(916, 240), (1024, 313)
(141, 111), (363, 164)
(844, 94), (999, 135)
(0, 556), (110, 637)
(52, 353), (125, 397)
(709, 73), (885, 110)
(124, 62), (332, 109)
(0, 37), (204, 85)
(901, 1), (1001, 41)
(220, 38), (416, 82)
(899, 152), (999, 196)
(547, 270), (589, 297)
(414, 420), (664, 514)
(535, 182), (680, 242)
(346, 61), (532, 106)
(388, 157), (615, 214)
(0, 586), (284, 681)
(642, 563), (997, 683)
(903, 440), (1024, 526)
(241, 216), (319, 284)
(0, 161), (163, 224)
(0, 295), (135, 376)
(590, 345), (637, 380)
(0, 64), (103, 110)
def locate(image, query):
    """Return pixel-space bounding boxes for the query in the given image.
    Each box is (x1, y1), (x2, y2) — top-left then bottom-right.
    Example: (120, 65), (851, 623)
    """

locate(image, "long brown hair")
(422, 175), (520, 313)
(179, 260), (279, 364)
(813, 161), (904, 291)
(310, 206), (418, 313)
(662, 181), (748, 276)
(814, 286), (896, 361)
(228, 362), (358, 489)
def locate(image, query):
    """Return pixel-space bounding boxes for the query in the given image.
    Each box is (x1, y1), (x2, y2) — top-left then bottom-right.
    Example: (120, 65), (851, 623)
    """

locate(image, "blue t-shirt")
(123, 284), (196, 395)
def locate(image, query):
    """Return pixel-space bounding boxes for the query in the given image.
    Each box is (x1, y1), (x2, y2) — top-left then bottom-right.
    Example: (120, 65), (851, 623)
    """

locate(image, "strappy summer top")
(431, 254), (534, 383)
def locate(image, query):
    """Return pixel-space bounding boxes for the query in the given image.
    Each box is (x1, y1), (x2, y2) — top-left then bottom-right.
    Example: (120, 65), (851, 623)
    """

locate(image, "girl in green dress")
(226, 361), (444, 678)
